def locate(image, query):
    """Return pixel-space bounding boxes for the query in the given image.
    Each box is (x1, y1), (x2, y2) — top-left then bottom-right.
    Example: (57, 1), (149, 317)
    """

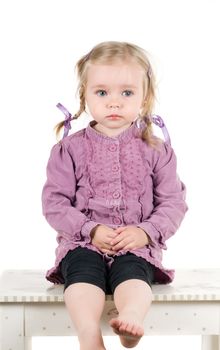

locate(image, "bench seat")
(0, 269), (220, 350)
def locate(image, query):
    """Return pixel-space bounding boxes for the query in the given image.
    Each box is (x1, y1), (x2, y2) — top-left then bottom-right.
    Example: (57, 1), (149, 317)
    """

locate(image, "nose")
(107, 98), (121, 109)
(109, 103), (120, 109)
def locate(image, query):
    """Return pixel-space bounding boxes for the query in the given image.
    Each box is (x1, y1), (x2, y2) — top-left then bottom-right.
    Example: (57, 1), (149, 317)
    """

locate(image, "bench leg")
(24, 337), (32, 350)
(202, 335), (220, 350)
(0, 304), (25, 350)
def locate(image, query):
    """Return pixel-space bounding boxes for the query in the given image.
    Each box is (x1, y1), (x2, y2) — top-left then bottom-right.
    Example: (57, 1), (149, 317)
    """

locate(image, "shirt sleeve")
(137, 142), (188, 249)
(41, 141), (99, 242)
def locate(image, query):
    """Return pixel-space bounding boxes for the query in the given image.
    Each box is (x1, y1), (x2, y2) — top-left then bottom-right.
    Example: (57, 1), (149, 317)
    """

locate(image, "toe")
(119, 321), (128, 333)
(110, 318), (120, 328)
(136, 326), (144, 337)
(125, 323), (134, 335)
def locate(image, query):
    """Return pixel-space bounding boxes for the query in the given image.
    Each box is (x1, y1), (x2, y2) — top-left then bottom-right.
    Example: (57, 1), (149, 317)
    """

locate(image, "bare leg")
(64, 283), (106, 350)
(109, 279), (152, 348)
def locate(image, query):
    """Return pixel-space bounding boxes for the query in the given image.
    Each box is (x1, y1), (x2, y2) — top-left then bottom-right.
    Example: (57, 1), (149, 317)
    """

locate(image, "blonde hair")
(55, 41), (158, 146)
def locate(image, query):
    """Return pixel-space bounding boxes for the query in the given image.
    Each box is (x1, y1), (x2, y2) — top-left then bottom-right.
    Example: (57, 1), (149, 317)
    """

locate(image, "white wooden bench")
(0, 269), (220, 350)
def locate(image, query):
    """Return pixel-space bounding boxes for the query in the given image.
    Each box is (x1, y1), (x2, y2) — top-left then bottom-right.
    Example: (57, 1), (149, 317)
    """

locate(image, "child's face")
(85, 60), (145, 136)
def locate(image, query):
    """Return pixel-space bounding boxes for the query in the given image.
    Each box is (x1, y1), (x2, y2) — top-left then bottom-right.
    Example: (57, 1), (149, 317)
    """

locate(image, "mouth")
(106, 115), (122, 120)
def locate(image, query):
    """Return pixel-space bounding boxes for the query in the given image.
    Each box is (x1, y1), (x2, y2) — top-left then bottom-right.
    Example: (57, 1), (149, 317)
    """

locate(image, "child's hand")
(110, 225), (150, 252)
(91, 224), (119, 255)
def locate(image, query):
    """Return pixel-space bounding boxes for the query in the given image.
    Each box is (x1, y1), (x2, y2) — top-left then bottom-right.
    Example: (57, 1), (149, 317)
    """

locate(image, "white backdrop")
(0, 0), (219, 349)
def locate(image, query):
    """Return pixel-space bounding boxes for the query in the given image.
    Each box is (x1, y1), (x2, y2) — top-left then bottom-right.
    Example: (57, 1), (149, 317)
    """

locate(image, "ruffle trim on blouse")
(85, 120), (138, 144)
(46, 242), (174, 285)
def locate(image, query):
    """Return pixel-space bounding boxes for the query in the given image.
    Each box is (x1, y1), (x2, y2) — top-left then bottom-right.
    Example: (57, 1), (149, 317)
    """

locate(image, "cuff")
(137, 221), (167, 249)
(81, 220), (101, 243)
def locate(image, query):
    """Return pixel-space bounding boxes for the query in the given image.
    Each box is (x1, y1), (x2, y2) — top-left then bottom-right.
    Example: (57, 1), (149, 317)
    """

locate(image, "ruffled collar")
(86, 119), (141, 144)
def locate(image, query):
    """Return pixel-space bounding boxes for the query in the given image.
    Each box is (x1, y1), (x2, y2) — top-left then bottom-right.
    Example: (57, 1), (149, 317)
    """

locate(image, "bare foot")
(109, 313), (144, 348)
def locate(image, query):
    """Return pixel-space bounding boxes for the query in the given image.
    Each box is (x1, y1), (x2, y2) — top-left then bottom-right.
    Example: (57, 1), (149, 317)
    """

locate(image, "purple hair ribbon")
(56, 103), (75, 138)
(151, 115), (171, 145)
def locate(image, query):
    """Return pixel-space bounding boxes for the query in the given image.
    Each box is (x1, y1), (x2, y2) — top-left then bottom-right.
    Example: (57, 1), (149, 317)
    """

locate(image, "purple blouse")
(42, 119), (187, 284)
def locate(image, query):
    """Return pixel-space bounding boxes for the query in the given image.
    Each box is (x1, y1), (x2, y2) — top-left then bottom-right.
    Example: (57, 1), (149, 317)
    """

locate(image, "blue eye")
(96, 90), (107, 96)
(122, 90), (133, 97)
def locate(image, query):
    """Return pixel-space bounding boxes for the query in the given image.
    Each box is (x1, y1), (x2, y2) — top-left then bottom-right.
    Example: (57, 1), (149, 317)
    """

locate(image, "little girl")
(42, 41), (187, 350)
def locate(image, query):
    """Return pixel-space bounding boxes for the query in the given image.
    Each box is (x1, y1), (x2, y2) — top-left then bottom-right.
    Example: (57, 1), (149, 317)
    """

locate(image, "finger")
(114, 226), (126, 233)
(110, 234), (124, 246)
(121, 243), (136, 251)
(94, 241), (112, 251)
(107, 232), (119, 240)
(112, 238), (132, 251)
(102, 242), (114, 250)
(110, 231), (128, 246)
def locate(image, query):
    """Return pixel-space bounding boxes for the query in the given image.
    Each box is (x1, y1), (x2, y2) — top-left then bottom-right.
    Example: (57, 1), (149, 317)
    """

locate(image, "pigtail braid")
(75, 85), (86, 117)
(54, 85), (86, 139)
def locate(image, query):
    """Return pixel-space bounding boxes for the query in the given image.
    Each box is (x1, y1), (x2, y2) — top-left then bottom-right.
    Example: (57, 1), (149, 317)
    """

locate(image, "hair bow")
(151, 115), (171, 145)
(56, 103), (76, 138)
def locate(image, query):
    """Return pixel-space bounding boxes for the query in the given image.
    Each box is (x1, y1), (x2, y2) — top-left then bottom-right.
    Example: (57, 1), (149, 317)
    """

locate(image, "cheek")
(86, 100), (101, 116)
(86, 94), (101, 107)
(133, 96), (144, 110)
(85, 95), (95, 110)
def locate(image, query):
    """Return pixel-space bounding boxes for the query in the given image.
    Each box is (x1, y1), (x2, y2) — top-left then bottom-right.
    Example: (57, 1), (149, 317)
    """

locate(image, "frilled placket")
(86, 122), (135, 267)
(85, 121), (136, 226)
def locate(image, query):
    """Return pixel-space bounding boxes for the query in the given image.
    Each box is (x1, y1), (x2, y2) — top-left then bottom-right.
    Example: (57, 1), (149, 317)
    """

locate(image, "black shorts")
(60, 247), (155, 294)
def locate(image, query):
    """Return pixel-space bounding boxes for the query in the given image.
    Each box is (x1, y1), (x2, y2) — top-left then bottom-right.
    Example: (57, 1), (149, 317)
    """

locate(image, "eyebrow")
(91, 84), (138, 89)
